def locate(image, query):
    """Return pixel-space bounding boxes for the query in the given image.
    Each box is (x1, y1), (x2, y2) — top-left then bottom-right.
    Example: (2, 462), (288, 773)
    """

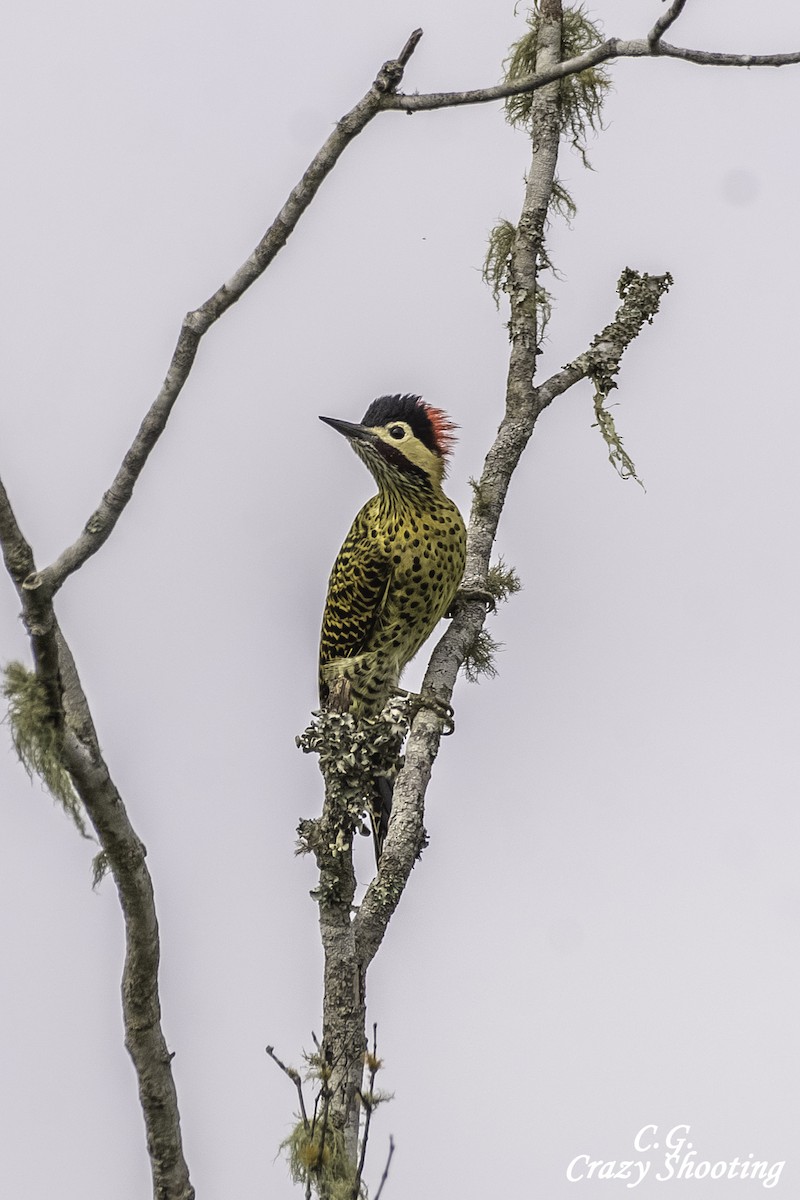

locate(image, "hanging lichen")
(2, 661), (87, 835)
(484, 218), (553, 339)
(504, 3), (612, 168)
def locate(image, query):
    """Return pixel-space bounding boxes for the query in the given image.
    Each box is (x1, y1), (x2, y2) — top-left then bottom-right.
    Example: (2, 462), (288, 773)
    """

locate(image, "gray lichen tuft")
(462, 630), (502, 684)
(483, 219), (516, 306)
(2, 661), (87, 836)
(551, 177), (578, 223)
(460, 560), (520, 683)
(504, 3), (611, 168)
(91, 850), (110, 889)
(486, 558), (523, 605)
(484, 218), (553, 336)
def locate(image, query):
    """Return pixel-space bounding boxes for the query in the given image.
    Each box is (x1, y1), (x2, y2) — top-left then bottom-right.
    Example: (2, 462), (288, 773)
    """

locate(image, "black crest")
(361, 394), (440, 456)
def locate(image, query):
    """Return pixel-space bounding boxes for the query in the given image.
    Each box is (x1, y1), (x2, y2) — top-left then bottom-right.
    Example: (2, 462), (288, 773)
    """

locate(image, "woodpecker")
(318, 394), (467, 857)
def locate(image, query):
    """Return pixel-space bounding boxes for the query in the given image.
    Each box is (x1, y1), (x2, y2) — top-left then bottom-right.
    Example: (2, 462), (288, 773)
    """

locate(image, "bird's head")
(320, 394), (457, 491)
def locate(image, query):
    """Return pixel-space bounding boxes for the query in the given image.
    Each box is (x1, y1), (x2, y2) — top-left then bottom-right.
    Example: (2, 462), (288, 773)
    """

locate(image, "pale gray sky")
(1, 1), (798, 1196)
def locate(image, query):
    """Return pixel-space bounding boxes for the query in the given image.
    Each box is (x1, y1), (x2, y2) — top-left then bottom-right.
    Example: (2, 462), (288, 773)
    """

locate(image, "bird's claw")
(439, 705), (456, 735)
(450, 587), (496, 615)
(396, 688), (455, 734)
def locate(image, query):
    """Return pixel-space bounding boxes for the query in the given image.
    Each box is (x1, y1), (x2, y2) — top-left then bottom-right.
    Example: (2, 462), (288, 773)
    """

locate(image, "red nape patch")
(422, 402), (458, 461)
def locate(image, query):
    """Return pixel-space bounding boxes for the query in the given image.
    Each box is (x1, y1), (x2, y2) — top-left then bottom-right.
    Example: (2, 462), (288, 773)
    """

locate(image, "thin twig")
(397, 28), (423, 67)
(353, 1091), (370, 1196)
(352, 1024), (380, 1198)
(266, 1045), (309, 1128)
(318, 1080), (332, 1182)
(656, 41), (800, 67)
(373, 1137), (396, 1200)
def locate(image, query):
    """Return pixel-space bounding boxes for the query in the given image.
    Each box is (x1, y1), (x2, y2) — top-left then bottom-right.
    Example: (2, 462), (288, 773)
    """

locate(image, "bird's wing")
(319, 504), (392, 669)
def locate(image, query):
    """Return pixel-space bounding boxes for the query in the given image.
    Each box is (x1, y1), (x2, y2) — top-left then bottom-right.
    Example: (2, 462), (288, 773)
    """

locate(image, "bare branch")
(648, 0), (689, 48)
(0, 478), (33, 583)
(397, 28), (423, 67)
(28, 31), (424, 601)
(373, 1136), (396, 1200)
(266, 1045), (309, 1129)
(1, 479), (193, 1198)
(354, 698), (458, 966)
(656, 41), (800, 67)
(0, 478), (60, 709)
(381, 33), (800, 114)
(60, 716), (195, 1200)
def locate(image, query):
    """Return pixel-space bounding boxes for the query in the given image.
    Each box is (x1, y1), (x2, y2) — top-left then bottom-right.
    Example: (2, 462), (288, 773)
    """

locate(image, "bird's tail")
(367, 776), (394, 865)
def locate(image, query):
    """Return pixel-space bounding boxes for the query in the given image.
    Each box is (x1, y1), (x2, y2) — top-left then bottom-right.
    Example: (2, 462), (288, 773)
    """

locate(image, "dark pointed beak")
(319, 415), (373, 443)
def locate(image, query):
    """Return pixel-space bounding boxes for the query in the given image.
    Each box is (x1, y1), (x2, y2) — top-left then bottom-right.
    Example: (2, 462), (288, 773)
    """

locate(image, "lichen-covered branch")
(356, 0), (566, 961)
(354, 3), (675, 966)
(534, 269), (673, 412)
(297, 704), (411, 1183)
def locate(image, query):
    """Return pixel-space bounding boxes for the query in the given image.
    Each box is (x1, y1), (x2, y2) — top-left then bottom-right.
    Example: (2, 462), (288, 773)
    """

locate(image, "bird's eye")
(388, 425), (405, 440)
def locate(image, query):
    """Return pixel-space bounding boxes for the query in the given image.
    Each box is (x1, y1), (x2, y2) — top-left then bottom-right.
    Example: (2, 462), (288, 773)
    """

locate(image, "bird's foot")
(449, 587), (496, 616)
(393, 688), (455, 735)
